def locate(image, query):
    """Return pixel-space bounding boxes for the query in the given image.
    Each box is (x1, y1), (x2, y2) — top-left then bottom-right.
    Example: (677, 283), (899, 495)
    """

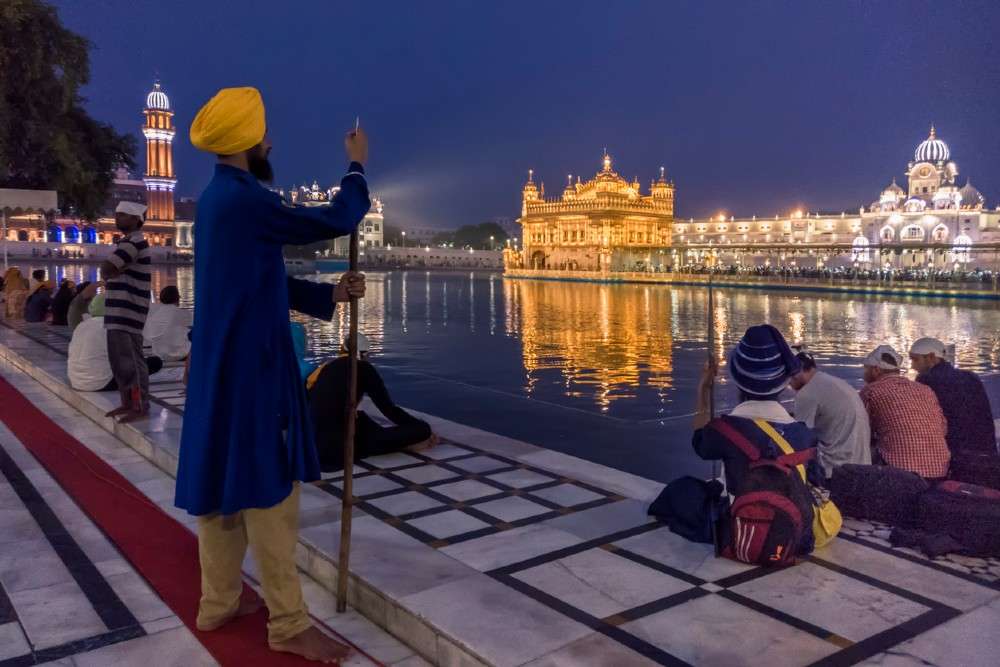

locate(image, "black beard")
(248, 153), (274, 183)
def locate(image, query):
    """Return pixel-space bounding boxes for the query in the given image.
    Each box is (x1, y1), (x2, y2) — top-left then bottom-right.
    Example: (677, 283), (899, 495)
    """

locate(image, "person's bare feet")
(117, 409), (149, 424)
(105, 405), (131, 418)
(270, 625), (351, 663)
(196, 593), (264, 632)
(405, 433), (440, 453)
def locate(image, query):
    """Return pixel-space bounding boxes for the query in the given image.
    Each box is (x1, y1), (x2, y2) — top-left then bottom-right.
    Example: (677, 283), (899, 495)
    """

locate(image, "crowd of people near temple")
(674, 264), (997, 284)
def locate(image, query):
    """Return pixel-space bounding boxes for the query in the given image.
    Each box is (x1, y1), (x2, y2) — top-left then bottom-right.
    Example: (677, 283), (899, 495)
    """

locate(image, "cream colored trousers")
(195, 484), (310, 643)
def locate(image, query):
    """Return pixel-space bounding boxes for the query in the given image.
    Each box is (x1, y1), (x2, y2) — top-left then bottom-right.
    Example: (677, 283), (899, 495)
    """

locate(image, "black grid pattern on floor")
(319, 441), (624, 548)
(487, 523), (965, 667)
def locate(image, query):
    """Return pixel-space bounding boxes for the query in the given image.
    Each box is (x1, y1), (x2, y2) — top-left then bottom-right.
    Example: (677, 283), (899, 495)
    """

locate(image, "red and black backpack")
(711, 419), (817, 566)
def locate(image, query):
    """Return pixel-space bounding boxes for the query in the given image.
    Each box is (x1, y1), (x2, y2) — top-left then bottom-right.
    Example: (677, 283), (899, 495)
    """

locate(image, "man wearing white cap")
(860, 344), (950, 479)
(100, 201), (152, 423)
(910, 337), (997, 454)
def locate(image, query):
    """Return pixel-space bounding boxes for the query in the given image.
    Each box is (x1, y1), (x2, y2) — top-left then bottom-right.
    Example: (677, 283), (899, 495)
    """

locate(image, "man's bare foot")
(270, 626), (351, 663)
(117, 409), (149, 424)
(196, 593), (264, 632)
(405, 433), (440, 453)
(105, 406), (130, 418)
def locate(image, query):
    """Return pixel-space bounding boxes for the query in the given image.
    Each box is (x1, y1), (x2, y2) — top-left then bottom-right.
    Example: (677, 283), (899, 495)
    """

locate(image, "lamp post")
(401, 230), (407, 248)
(489, 235), (495, 251)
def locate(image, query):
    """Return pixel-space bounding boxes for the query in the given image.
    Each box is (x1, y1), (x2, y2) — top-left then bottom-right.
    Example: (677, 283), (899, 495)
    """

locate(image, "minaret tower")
(142, 81), (176, 222)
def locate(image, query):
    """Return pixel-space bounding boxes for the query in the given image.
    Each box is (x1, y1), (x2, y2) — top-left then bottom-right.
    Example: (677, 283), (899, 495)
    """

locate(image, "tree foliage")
(0, 0), (135, 220)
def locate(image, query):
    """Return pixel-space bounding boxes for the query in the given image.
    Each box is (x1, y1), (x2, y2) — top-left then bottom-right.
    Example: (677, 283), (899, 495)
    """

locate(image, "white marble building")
(676, 127), (1000, 269)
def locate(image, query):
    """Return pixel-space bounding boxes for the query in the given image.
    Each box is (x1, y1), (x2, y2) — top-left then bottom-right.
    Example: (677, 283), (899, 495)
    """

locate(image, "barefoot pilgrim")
(176, 86), (370, 662)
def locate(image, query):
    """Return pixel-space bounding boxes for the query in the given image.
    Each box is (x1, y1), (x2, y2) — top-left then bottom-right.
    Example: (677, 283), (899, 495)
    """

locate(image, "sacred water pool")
(32, 263), (1000, 479)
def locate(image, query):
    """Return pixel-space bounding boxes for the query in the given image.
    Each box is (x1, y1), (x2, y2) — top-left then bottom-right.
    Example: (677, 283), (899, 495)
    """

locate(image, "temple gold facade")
(504, 153), (675, 272)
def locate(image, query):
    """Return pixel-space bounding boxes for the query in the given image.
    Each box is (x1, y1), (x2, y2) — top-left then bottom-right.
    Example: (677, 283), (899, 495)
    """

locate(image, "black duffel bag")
(949, 450), (1000, 491)
(649, 476), (729, 545)
(918, 480), (1000, 557)
(829, 464), (928, 527)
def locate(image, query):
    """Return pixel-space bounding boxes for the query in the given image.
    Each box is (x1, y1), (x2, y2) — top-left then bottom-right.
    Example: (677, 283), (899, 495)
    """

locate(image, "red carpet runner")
(0, 376), (378, 666)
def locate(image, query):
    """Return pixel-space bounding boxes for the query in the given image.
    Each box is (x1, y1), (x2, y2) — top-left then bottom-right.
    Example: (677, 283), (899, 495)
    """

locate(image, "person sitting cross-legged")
(306, 332), (438, 472)
(790, 350), (871, 479)
(143, 286), (192, 361)
(909, 337), (997, 456)
(692, 324), (824, 495)
(860, 344), (950, 480)
(68, 315), (163, 392)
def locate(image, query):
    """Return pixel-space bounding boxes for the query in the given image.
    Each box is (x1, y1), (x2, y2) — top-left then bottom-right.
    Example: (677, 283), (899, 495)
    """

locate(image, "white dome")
(146, 82), (170, 110)
(914, 126), (949, 162)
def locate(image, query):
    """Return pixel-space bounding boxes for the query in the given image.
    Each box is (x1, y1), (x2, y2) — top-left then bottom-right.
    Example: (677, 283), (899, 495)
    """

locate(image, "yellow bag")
(753, 419), (842, 548)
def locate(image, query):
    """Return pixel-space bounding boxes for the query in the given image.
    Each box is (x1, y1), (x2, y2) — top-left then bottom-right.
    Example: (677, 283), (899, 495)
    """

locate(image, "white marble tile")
(10, 580), (107, 650)
(816, 539), (1000, 611)
(0, 507), (45, 544)
(869, 602), (1000, 667)
(361, 452), (425, 469)
(441, 524), (581, 572)
(408, 510), (491, 539)
(318, 609), (415, 665)
(416, 444), (472, 461)
(447, 456), (510, 474)
(516, 449), (665, 502)
(334, 475), (403, 497)
(731, 562), (929, 641)
(541, 499), (654, 541)
(141, 615), (185, 635)
(622, 593), (837, 666)
(431, 479), (502, 501)
(367, 491), (443, 516)
(105, 570), (174, 623)
(474, 496), (552, 522)
(613, 526), (754, 582)
(528, 484), (604, 507)
(391, 655), (434, 667)
(402, 573), (592, 667)
(0, 621), (31, 661)
(0, 536), (75, 593)
(392, 464), (462, 485)
(485, 469), (555, 489)
(134, 477), (176, 504)
(515, 547), (694, 618)
(72, 626), (216, 667)
(523, 631), (657, 666)
(300, 516), (474, 598)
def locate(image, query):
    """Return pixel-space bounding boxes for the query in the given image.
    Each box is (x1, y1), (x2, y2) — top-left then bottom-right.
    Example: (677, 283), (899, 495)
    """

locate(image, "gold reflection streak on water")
(510, 280), (675, 410)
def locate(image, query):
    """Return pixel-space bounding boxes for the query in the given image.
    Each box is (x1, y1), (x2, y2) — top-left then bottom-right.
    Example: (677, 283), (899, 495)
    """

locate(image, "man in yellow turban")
(179, 86), (369, 663)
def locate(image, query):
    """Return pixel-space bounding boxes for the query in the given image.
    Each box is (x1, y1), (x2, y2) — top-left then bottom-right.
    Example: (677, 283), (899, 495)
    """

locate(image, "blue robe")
(176, 163), (369, 516)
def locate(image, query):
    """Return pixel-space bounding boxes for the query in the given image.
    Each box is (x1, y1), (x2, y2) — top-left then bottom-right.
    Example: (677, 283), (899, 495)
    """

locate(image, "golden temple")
(504, 153), (675, 272)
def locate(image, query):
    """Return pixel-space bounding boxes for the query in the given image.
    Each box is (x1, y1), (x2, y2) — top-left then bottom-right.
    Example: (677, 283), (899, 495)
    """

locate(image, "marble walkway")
(1, 321), (999, 666)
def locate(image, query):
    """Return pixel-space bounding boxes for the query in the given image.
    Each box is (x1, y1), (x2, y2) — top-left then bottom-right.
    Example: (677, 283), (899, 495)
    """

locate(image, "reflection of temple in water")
(507, 279), (675, 409)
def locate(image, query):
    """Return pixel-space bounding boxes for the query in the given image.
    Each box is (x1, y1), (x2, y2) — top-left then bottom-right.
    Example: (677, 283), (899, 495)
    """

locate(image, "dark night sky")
(53, 0), (1000, 230)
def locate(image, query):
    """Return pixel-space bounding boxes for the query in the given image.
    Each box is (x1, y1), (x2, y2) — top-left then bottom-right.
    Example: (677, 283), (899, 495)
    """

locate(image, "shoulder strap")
(753, 419), (809, 482)
(709, 418), (761, 462)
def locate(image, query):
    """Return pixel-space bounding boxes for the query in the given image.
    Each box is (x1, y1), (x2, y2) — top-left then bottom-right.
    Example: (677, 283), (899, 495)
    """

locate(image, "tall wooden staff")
(336, 229), (360, 613)
(707, 268), (721, 555)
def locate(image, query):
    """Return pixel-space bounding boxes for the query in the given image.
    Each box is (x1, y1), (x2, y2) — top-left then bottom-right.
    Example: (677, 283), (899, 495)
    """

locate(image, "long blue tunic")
(176, 163), (370, 515)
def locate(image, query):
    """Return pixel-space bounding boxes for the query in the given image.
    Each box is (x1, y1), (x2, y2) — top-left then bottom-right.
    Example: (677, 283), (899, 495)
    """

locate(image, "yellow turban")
(190, 87), (266, 155)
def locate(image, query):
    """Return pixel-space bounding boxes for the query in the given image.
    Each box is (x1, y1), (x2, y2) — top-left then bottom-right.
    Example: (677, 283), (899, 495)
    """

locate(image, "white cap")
(115, 201), (147, 218)
(864, 345), (902, 370)
(910, 337), (946, 357)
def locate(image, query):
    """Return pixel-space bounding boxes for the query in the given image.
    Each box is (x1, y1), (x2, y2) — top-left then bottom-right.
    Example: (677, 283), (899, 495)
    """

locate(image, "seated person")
(24, 280), (54, 322)
(67, 281), (101, 331)
(143, 286), (192, 361)
(29, 269), (46, 293)
(50, 279), (76, 325)
(909, 337), (997, 455)
(306, 332), (437, 472)
(693, 324), (824, 494)
(790, 350), (871, 478)
(860, 344), (950, 480)
(68, 315), (163, 392)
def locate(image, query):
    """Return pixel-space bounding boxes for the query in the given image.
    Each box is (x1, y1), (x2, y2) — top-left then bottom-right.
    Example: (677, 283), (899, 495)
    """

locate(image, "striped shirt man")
(104, 231), (151, 333)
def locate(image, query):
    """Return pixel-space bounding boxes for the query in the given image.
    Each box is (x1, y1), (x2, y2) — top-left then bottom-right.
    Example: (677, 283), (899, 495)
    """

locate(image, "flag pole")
(336, 228), (360, 613)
